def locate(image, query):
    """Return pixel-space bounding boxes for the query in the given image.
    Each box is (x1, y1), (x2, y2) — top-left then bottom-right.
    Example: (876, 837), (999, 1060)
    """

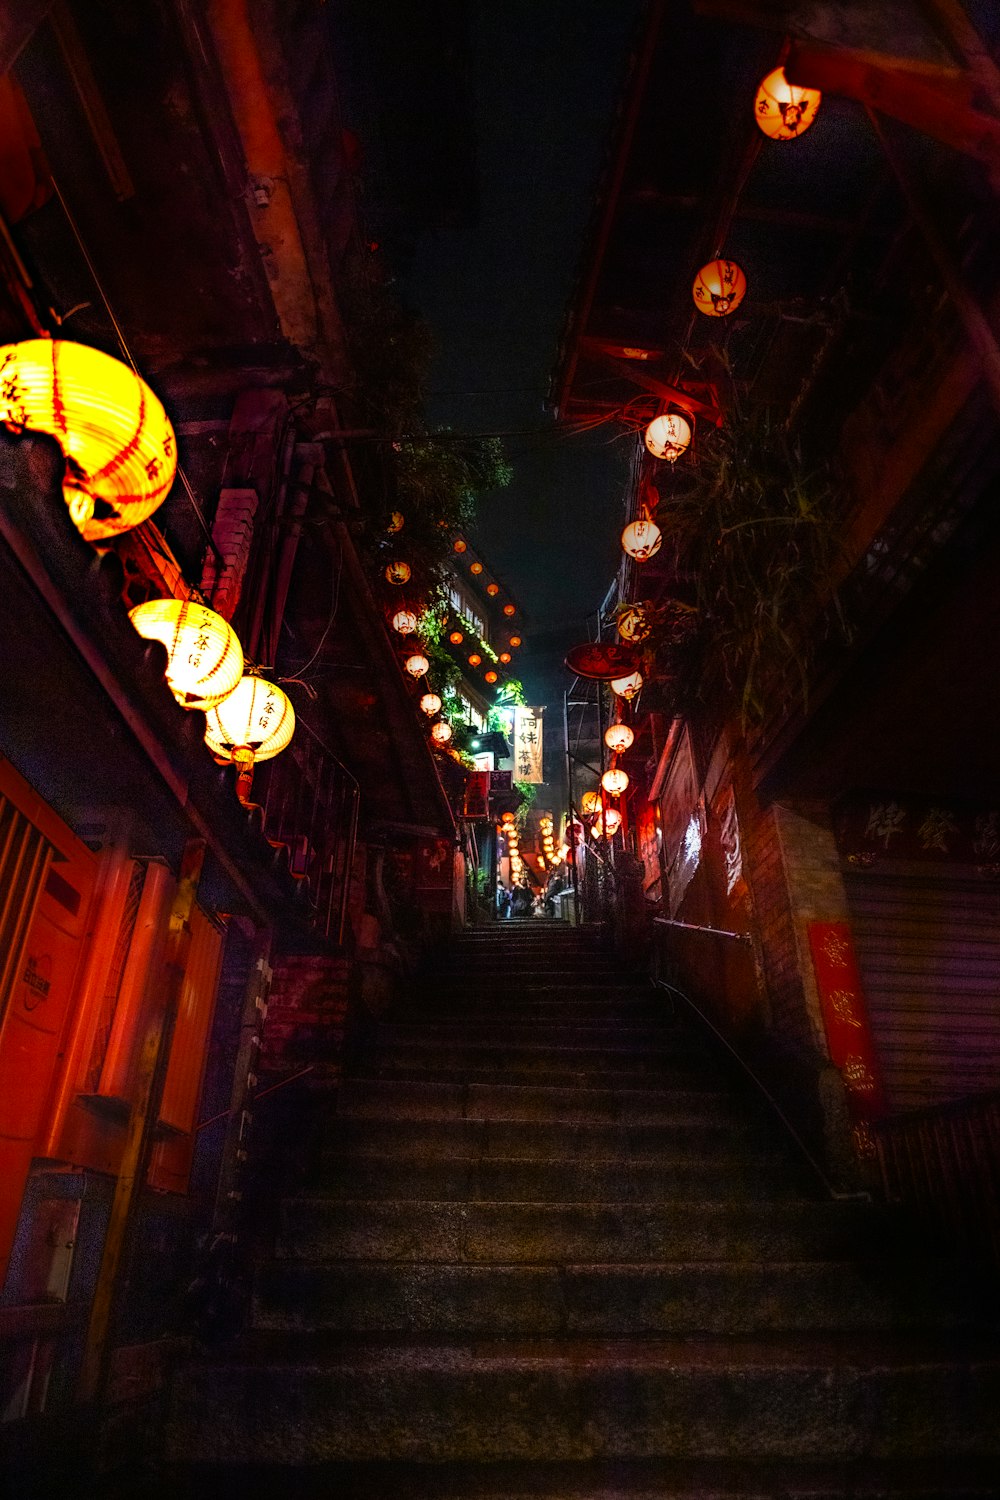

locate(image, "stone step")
(321, 1115), (750, 1164)
(309, 1152), (801, 1204)
(165, 1335), (1000, 1465)
(375, 1021), (690, 1049)
(369, 1044), (712, 1084)
(364, 1062), (737, 1091)
(273, 1197), (907, 1265)
(252, 1258), (987, 1337)
(404, 999), (663, 1023)
(335, 1078), (736, 1124)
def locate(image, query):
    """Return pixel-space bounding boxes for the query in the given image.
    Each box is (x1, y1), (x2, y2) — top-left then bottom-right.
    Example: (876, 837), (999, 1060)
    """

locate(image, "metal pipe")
(654, 915), (753, 944)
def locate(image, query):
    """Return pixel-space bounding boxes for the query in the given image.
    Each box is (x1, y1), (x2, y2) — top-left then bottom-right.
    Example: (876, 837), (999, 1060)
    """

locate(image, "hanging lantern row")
(130, 599), (243, 710)
(602, 767), (630, 798)
(420, 693), (442, 716)
(405, 652), (429, 679)
(611, 671), (643, 701)
(605, 723), (634, 755)
(644, 412), (691, 464)
(385, 560), (411, 586)
(387, 511), (405, 534)
(392, 609), (418, 636)
(431, 720), (452, 746)
(692, 258), (748, 319)
(591, 807), (622, 840)
(0, 339), (177, 542)
(580, 790), (601, 816)
(754, 66), (821, 141)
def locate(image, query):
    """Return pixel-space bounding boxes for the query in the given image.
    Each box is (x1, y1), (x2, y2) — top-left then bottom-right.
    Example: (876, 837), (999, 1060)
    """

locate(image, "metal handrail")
(654, 916), (752, 944)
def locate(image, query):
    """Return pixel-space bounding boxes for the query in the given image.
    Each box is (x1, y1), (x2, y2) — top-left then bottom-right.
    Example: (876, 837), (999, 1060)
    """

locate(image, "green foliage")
(514, 781), (538, 827)
(495, 678), (527, 708)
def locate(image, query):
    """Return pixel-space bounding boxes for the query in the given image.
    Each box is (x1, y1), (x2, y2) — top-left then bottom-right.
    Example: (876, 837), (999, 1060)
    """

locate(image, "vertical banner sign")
(807, 920), (885, 1158)
(513, 706), (544, 783)
(462, 770), (490, 820)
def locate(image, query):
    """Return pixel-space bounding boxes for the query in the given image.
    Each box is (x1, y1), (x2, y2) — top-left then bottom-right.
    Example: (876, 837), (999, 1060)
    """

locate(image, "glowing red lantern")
(605, 723), (634, 754)
(754, 67), (821, 141)
(385, 560), (411, 586)
(470, 561), (483, 575)
(392, 609), (418, 635)
(487, 583), (499, 596)
(621, 519), (662, 562)
(503, 603), (515, 617)
(453, 539), (467, 553)
(449, 630), (464, 644)
(484, 670), (498, 683)
(693, 259), (747, 318)
(499, 651), (512, 664)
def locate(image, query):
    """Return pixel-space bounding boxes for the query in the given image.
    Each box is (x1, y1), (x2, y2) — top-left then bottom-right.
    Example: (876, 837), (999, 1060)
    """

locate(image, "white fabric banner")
(513, 706), (544, 783)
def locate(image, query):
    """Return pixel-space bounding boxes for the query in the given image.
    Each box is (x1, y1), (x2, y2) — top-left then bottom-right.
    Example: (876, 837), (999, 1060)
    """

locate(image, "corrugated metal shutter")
(846, 871), (1000, 1113)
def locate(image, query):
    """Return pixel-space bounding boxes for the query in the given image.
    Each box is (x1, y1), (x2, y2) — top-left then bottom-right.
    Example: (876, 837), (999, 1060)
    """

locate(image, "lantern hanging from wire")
(611, 670), (643, 701)
(453, 538), (467, 553)
(404, 652), (429, 678)
(388, 511), (405, 533)
(385, 560), (411, 586)
(617, 606), (650, 643)
(499, 651), (512, 664)
(692, 259), (747, 318)
(470, 561), (483, 575)
(621, 519), (662, 563)
(754, 66), (821, 140)
(392, 609), (418, 636)
(468, 653), (482, 667)
(605, 723), (634, 755)
(420, 692), (442, 716)
(484, 670), (498, 684)
(204, 671), (295, 801)
(449, 630), (464, 644)
(591, 807), (622, 840)
(602, 767), (630, 798)
(645, 413), (691, 463)
(487, 583), (499, 596)
(509, 635), (522, 648)
(580, 789), (601, 816)
(129, 598), (244, 710)
(0, 338), (177, 541)
(431, 720), (453, 746)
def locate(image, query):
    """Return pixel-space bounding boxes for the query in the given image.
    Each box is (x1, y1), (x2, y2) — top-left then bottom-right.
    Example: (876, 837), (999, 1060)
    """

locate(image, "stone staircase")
(163, 921), (1000, 1497)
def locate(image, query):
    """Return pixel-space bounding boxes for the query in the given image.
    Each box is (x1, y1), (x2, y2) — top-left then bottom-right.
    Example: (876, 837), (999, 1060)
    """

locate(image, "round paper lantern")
(503, 603), (516, 617)
(0, 339), (177, 541)
(611, 670), (643, 701)
(449, 630), (464, 644)
(420, 693), (442, 716)
(754, 66), (821, 140)
(392, 609), (418, 635)
(385, 560), (411, 586)
(602, 767), (630, 798)
(645, 413), (691, 463)
(509, 635), (522, 648)
(431, 720), (453, 745)
(501, 811), (516, 824)
(621, 519), (662, 562)
(453, 539), (467, 553)
(404, 653), (429, 678)
(487, 583), (499, 596)
(468, 653), (482, 667)
(129, 598), (243, 710)
(591, 807), (622, 840)
(204, 674), (295, 766)
(605, 723), (634, 754)
(499, 651), (512, 664)
(470, 561), (483, 575)
(388, 511), (404, 533)
(693, 259), (747, 318)
(618, 606), (650, 643)
(580, 790), (601, 816)
(484, 670), (498, 684)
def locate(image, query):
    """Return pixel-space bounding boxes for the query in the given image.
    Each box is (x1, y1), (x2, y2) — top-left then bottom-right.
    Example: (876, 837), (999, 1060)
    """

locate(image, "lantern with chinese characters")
(754, 66), (821, 140)
(693, 259), (747, 318)
(621, 519), (662, 562)
(385, 560), (411, 586)
(580, 790), (601, 816)
(420, 692), (442, 716)
(129, 598), (244, 710)
(388, 511), (404, 533)
(591, 807), (622, 839)
(0, 338), (177, 541)
(404, 652), (429, 678)
(611, 670), (643, 701)
(605, 723), (634, 754)
(204, 672), (295, 800)
(602, 768), (630, 798)
(645, 413), (691, 463)
(431, 720), (453, 746)
(618, 606), (650, 643)
(392, 609), (418, 636)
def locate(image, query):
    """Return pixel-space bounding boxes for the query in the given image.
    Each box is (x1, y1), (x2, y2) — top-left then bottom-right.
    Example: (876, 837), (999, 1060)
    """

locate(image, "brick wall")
(261, 954), (351, 1088)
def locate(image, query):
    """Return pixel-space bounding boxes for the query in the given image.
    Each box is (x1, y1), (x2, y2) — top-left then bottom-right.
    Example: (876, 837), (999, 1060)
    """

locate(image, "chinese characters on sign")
(807, 921), (885, 1151)
(513, 706), (544, 784)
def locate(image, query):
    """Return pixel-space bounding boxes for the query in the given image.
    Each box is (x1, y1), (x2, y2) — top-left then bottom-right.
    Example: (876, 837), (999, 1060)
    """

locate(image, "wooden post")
(77, 838), (206, 1406)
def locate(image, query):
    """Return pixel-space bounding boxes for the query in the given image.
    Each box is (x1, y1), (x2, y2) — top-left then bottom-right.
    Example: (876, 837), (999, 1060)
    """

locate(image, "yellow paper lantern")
(204, 674), (294, 765)
(591, 807), (622, 840)
(0, 338), (177, 541)
(754, 67), (821, 141)
(392, 609), (418, 635)
(611, 670), (643, 701)
(580, 790), (601, 816)
(385, 560), (411, 586)
(431, 720), (453, 745)
(388, 511), (405, 533)
(621, 519), (662, 562)
(129, 598), (244, 710)
(693, 259), (747, 318)
(602, 767), (630, 798)
(420, 693), (442, 716)
(405, 653), (430, 678)
(645, 413), (691, 463)
(617, 606), (650, 643)
(605, 723), (634, 754)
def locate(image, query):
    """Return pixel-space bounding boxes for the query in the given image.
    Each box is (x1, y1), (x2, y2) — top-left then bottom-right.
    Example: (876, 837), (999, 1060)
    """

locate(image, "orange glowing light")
(692, 259), (747, 318)
(453, 539), (467, 553)
(468, 653), (482, 667)
(499, 652), (511, 664)
(484, 670), (498, 683)
(449, 630), (464, 644)
(754, 67), (821, 140)
(129, 599), (243, 710)
(470, 561), (483, 574)
(503, 603), (516, 616)
(486, 583), (499, 596)
(509, 635), (522, 648)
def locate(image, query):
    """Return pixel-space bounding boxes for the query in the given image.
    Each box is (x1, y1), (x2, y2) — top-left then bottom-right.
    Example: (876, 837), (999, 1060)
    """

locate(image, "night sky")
(399, 2), (644, 697)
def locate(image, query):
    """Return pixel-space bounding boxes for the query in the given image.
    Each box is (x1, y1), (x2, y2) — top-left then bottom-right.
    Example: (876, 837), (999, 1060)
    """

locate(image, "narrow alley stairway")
(163, 921), (999, 1498)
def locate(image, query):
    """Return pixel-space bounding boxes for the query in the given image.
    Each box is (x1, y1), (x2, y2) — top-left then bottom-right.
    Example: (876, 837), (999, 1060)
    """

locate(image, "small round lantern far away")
(503, 603), (516, 616)
(602, 767), (630, 798)
(385, 560), (411, 586)
(420, 692), (442, 716)
(693, 259), (747, 318)
(580, 790), (601, 816)
(499, 651), (512, 664)
(487, 583), (499, 596)
(618, 606), (650, 643)
(204, 672), (295, 802)
(754, 67), (821, 141)
(468, 653), (482, 667)
(453, 538), (467, 553)
(605, 723), (634, 754)
(431, 720), (453, 746)
(0, 338), (177, 541)
(621, 518), (662, 563)
(388, 511), (404, 533)
(392, 609), (418, 636)
(470, 561), (483, 575)
(509, 635), (522, 648)
(404, 652), (429, 678)
(611, 670), (643, 701)
(129, 598), (244, 710)
(484, 670), (498, 684)
(449, 630), (464, 644)
(645, 413), (692, 463)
